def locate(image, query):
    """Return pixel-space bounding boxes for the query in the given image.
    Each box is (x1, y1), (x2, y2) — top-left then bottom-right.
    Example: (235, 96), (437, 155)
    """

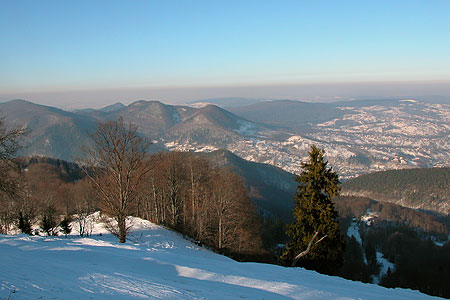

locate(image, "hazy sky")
(1, 0), (449, 108)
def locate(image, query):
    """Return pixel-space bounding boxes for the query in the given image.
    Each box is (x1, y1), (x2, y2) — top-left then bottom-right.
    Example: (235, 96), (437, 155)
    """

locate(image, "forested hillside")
(342, 168), (450, 214)
(199, 149), (296, 221)
(336, 196), (449, 236)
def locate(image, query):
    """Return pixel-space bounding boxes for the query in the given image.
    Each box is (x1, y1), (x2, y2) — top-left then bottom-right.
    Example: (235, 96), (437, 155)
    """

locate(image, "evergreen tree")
(59, 215), (72, 237)
(17, 211), (32, 235)
(281, 145), (345, 275)
(40, 205), (58, 236)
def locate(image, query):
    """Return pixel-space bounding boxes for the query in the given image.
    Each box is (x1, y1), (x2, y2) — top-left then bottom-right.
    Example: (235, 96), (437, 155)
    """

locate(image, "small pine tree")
(40, 205), (58, 236)
(17, 211), (32, 235)
(59, 215), (72, 237)
(281, 145), (345, 275)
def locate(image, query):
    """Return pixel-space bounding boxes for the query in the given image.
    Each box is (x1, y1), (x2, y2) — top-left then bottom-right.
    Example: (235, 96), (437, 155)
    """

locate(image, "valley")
(164, 99), (450, 179)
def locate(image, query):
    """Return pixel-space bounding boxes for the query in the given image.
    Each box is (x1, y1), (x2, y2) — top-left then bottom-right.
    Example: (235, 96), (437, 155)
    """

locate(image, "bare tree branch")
(291, 231), (328, 267)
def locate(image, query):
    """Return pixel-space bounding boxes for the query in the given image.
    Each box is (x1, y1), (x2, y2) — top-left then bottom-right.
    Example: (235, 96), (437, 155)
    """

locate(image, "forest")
(342, 167), (450, 214)
(335, 195), (450, 298)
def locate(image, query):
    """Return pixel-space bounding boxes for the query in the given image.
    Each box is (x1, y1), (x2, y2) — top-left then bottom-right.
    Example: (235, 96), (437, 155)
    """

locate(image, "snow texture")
(346, 222), (367, 264)
(373, 252), (396, 285)
(0, 215), (442, 300)
(347, 222), (362, 244)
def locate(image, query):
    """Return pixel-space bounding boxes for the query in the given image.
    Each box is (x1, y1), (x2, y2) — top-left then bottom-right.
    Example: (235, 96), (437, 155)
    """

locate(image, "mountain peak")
(99, 102), (125, 112)
(128, 100), (165, 107)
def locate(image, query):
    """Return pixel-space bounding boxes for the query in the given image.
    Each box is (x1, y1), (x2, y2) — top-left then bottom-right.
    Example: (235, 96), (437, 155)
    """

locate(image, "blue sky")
(1, 0), (449, 107)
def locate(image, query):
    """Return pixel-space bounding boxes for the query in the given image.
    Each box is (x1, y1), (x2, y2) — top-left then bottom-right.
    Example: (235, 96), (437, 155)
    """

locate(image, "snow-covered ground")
(0, 216), (443, 300)
(374, 252), (396, 285)
(346, 220), (396, 285)
(346, 222), (367, 264)
(347, 222), (362, 244)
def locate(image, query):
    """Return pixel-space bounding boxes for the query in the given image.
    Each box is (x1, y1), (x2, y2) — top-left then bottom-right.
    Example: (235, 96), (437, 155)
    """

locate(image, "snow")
(373, 252), (396, 285)
(361, 210), (378, 226)
(234, 120), (256, 135)
(347, 222), (362, 244)
(346, 222), (367, 264)
(0, 215), (441, 300)
(432, 234), (450, 247)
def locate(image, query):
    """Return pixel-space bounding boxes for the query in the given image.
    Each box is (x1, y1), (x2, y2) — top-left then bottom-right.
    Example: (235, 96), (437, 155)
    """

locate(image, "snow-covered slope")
(0, 216), (442, 300)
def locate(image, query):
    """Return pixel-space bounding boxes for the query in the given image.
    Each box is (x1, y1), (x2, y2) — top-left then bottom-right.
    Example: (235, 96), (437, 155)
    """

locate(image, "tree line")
(0, 118), (265, 258)
(335, 195), (449, 236)
(342, 167), (450, 214)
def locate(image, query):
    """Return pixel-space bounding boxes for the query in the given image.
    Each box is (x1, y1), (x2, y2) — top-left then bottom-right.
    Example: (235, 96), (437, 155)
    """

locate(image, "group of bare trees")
(85, 118), (263, 255)
(0, 116), (264, 256)
(0, 156), (99, 236)
(133, 152), (263, 255)
(0, 117), (27, 234)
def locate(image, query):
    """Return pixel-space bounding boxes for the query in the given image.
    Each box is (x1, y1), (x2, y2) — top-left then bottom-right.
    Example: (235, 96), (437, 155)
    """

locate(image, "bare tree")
(208, 168), (250, 251)
(72, 179), (98, 237)
(83, 118), (151, 243)
(290, 231), (328, 267)
(0, 116), (25, 234)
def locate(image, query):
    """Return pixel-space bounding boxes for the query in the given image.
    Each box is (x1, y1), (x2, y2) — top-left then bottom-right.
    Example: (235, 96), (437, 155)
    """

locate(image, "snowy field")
(0, 216), (443, 300)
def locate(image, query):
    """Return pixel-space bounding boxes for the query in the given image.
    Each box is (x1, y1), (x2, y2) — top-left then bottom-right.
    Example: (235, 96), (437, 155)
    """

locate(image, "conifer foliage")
(59, 215), (72, 237)
(282, 145), (345, 275)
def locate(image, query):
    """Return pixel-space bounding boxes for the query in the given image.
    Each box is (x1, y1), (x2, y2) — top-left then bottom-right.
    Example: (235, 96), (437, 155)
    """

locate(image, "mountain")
(98, 102), (125, 112)
(0, 215), (442, 300)
(166, 105), (264, 148)
(198, 149), (296, 220)
(106, 100), (195, 138)
(0, 99), (266, 161)
(342, 167), (450, 214)
(0, 99), (96, 161)
(229, 100), (346, 132)
(1, 98), (449, 180)
(188, 97), (265, 108)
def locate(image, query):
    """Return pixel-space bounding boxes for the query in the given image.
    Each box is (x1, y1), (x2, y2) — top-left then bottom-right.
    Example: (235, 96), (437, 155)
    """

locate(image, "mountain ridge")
(1, 98), (449, 180)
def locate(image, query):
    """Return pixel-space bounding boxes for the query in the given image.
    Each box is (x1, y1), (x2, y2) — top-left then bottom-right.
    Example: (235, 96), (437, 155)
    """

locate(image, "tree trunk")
(118, 215), (126, 243)
(218, 215), (222, 250)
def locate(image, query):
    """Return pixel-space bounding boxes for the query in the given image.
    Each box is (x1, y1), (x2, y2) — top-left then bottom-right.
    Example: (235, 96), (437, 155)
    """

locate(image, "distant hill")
(342, 168), (450, 214)
(0, 99), (259, 159)
(167, 105), (263, 147)
(198, 149), (296, 220)
(99, 102), (125, 112)
(16, 156), (85, 182)
(188, 97), (264, 108)
(333, 98), (407, 107)
(107, 100), (196, 138)
(0, 99), (96, 161)
(1, 98), (449, 180)
(228, 100), (345, 132)
(335, 195), (448, 235)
